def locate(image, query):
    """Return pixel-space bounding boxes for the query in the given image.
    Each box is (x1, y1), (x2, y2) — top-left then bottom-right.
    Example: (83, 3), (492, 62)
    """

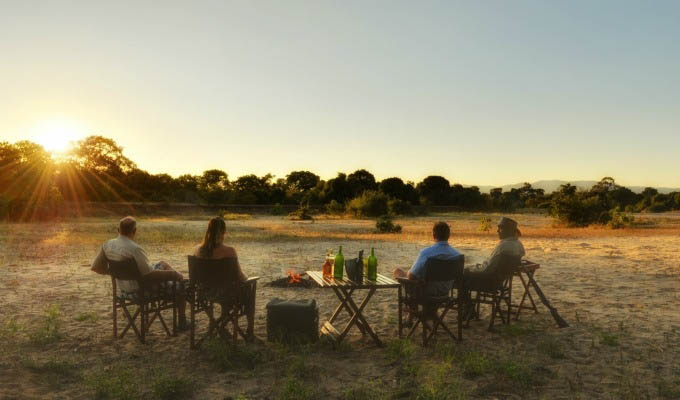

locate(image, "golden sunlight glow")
(31, 118), (87, 153)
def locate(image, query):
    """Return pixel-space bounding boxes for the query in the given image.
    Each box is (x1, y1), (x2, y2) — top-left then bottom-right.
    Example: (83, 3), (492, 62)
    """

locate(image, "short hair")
(119, 216), (137, 236)
(432, 221), (450, 241)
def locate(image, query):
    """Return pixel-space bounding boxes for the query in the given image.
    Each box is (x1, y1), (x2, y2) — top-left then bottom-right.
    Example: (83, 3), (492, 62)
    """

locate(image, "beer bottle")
(334, 246), (344, 279)
(367, 247), (378, 280)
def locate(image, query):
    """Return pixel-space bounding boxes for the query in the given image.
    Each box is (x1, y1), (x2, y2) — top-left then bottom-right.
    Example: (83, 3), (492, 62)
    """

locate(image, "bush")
(270, 203), (285, 215)
(478, 216), (492, 232)
(388, 198), (413, 215)
(289, 204), (313, 220)
(609, 209), (634, 229)
(326, 199), (345, 215)
(346, 191), (389, 217)
(376, 215), (402, 233)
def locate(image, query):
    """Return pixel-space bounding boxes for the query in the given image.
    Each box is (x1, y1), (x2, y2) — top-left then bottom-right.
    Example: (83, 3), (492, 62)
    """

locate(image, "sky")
(1, 0), (679, 187)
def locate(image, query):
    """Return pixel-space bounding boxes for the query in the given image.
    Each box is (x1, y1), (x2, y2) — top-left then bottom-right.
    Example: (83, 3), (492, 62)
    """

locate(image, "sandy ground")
(1, 213), (679, 399)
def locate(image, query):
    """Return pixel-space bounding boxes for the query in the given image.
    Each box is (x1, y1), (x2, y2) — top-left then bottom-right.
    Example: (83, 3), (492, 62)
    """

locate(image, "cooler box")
(266, 298), (319, 343)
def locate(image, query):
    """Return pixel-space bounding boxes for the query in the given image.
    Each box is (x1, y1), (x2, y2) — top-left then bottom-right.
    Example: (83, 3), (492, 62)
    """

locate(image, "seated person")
(192, 217), (253, 338)
(92, 216), (188, 330)
(393, 221), (462, 297)
(467, 216), (525, 276)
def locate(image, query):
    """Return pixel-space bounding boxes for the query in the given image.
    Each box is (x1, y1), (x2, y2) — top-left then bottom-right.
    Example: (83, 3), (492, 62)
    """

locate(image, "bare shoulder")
(191, 245), (202, 256)
(217, 245), (237, 258)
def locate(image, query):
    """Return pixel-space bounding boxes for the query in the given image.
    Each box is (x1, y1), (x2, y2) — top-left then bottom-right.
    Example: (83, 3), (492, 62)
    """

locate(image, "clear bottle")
(367, 247), (378, 281)
(333, 246), (344, 279)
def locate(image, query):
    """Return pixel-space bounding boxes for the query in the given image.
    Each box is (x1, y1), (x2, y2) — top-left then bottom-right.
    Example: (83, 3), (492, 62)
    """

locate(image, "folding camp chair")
(109, 258), (179, 343)
(465, 254), (522, 331)
(397, 255), (465, 346)
(187, 256), (259, 349)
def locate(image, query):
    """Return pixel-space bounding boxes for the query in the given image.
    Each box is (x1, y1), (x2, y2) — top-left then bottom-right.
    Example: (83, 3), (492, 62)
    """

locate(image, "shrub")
(29, 304), (62, 345)
(376, 215), (402, 233)
(289, 204), (313, 220)
(270, 203), (285, 215)
(609, 209), (634, 229)
(388, 198), (413, 215)
(326, 199), (345, 215)
(346, 191), (389, 217)
(478, 216), (492, 232)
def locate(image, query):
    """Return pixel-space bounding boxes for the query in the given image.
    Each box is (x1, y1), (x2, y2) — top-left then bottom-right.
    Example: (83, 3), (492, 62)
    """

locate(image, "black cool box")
(266, 298), (319, 343)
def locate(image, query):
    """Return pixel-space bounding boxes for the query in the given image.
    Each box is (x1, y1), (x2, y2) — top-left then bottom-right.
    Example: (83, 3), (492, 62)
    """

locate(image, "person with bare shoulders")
(192, 217), (253, 337)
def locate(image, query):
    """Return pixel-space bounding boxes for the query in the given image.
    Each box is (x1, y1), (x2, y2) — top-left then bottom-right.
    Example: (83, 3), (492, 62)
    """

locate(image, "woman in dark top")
(193, 217), (253, 338)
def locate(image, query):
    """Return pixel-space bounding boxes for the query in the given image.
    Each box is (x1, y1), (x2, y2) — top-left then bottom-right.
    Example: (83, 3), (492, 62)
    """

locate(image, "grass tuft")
(29, 304), (62, 345)
(600, 331), (620, 347)
(86, 365), (139, 400)
(75, 311), (100, 323)
(150, 368), (196, 400)
(202, 340), (273, 371)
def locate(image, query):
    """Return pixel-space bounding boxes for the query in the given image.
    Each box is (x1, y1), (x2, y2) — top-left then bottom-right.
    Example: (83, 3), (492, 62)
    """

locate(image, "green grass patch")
(343, 382), (387, 400)
(0, 316), (24, 340)
(22, 357), (81, 386)
(499, 322), (537, 338)
(75, 311), (100, 322)
(385, 338), (416, 364)
(599, 331), (620, 347)
(202, 340), (273, 371)
(494, 359), (534, 388)
(150, 368), (196, 400)
(86, 365), (139, 400)
(538, 337), (566, 359)
(415, 361), (467, 400)
(29, 304), (62, 345)
(277, 377), (317, 400)
(657, 378), (680, 399)
(458, 350), (493, 378)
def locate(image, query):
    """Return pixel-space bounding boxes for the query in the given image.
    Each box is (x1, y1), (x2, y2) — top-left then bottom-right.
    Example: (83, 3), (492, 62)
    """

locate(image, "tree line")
(1, 136), (679, 224)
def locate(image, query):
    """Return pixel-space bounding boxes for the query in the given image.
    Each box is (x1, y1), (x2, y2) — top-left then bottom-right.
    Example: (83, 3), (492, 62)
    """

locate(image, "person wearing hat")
(469, 217), (525, 274)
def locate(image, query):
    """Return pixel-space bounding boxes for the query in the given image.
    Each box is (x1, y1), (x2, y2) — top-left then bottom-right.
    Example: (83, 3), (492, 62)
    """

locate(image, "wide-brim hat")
(498, 217), (518, 230)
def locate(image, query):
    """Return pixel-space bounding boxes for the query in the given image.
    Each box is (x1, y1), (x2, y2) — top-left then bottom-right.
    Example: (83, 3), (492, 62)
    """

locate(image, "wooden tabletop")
(306, 271), (399, 289)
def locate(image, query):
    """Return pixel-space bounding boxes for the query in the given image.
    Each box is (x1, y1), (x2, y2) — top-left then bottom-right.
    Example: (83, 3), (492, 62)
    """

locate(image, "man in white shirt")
(92, 216), (188, 329)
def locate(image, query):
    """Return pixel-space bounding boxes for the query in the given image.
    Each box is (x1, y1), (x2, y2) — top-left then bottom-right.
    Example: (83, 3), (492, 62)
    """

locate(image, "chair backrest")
(188, 256), (240, 286)
(424, 255), (465, 283)
(107, 258), (142, 281)
(494, 253), (523, 280)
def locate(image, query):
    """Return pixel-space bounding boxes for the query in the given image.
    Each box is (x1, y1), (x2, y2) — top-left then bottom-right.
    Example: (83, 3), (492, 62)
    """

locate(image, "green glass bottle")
(334, 246), (344, 279)
(367, 247), (378, 281)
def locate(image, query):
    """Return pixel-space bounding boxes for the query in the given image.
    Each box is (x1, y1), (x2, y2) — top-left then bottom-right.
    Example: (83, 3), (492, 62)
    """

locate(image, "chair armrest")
(396, 277), (424, 286)
(245, 276), (260, 284)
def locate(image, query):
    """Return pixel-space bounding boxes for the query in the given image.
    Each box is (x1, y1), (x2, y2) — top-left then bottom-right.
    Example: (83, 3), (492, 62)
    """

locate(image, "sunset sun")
(32, 118), (87, 153)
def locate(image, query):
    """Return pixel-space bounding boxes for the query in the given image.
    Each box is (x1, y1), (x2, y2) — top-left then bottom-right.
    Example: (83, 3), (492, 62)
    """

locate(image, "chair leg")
(190, 303), (195, 349)
(140, 304), (146, 344)
(113, 299), (118, 339)
(397, 287), (403, 339)
(488, 296), (496, 332)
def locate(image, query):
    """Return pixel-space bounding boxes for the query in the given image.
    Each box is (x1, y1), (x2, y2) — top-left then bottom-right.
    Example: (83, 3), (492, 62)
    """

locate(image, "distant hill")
(475, 180), (680, 194)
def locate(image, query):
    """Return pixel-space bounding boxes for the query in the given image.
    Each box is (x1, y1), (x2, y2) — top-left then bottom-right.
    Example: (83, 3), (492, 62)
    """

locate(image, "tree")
(323, 173), (352, 204)
(285, 171), (320, 192)
(347, 169), (378, 198)
(70, 136), (136, 176)
(379, 177), (417, 203)
(232, 174), (274, 204)
(416, 176), (451, 205)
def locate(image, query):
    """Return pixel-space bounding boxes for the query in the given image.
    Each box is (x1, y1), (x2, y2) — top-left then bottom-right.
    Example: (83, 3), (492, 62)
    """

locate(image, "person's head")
(199, 217), (227, 257)
(432, 221), (451, 242)
(497, 217), (521, 239)
(118, 216), (137, 238)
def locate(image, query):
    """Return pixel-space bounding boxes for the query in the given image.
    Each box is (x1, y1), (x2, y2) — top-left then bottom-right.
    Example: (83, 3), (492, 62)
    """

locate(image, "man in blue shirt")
(394, 221), (462, 295)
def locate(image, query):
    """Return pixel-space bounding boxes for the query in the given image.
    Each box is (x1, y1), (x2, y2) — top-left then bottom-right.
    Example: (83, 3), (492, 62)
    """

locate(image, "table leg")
(329, 287), (366, 333)
(339, 287), (381, 346)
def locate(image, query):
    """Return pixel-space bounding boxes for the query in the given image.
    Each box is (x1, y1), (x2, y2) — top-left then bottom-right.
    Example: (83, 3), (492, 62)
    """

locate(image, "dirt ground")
(1, 212), (679, 399)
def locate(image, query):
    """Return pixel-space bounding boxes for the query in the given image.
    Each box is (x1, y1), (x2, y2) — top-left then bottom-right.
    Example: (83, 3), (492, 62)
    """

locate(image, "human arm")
(91, 247), (109, 275)
(407, 249), (428, 280)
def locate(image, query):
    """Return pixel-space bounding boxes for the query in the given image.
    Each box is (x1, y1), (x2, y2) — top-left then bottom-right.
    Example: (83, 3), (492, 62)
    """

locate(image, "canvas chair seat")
(465, 254), (522, 331)
(188, 256), (259, 349)
(108, 258), (180, 343)
(398, 255), (466, 346)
